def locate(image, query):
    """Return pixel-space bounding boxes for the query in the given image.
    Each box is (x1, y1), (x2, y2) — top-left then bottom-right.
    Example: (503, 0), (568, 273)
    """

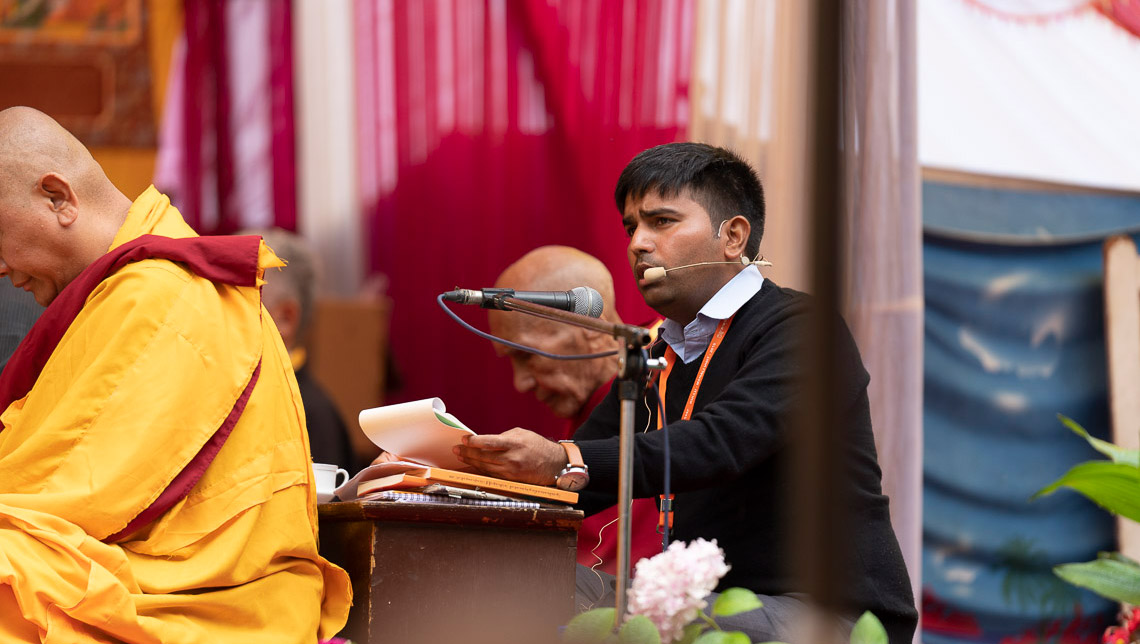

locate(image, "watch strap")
(558, 440), (585, 469)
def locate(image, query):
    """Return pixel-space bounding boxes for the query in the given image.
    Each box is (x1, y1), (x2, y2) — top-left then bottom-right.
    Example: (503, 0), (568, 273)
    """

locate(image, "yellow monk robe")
(0, 187), (351, 642)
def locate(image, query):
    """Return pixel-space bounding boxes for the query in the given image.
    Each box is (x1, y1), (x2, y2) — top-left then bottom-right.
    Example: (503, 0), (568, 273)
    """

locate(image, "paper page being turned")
(357, 398), (475, 471)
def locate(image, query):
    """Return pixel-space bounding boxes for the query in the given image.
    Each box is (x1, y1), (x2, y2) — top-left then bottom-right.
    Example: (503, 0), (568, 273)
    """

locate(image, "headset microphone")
(642, 256), (773, 283)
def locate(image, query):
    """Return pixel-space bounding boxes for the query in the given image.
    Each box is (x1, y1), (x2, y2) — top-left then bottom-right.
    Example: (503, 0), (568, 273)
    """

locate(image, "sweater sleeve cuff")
(576, 436), (621, 491)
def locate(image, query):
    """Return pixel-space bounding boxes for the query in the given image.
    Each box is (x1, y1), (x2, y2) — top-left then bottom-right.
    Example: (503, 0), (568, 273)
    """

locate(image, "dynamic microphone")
(643, 256), (773, 283)
(442, 286), (605, 318)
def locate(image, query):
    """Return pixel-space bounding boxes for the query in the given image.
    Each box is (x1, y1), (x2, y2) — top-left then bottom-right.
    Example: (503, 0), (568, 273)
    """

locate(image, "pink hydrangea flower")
(625, 538), (731, 643)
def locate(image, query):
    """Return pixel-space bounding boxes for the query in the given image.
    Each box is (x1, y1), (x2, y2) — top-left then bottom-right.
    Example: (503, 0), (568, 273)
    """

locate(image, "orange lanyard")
(655, 315), (734, 531)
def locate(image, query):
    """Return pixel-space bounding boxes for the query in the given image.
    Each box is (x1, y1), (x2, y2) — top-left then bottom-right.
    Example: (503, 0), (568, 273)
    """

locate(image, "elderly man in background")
(246, 228), (356, 471)
(488, 245), (661, 577)
(0, 106), (349, 642)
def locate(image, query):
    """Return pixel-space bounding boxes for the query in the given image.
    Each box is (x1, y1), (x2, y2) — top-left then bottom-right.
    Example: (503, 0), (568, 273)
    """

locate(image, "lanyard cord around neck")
(654, 315), (734, 541)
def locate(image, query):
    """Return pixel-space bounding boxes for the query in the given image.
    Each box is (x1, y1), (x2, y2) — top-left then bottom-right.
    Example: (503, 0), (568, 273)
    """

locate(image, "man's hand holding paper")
(453, 428), (567, 486)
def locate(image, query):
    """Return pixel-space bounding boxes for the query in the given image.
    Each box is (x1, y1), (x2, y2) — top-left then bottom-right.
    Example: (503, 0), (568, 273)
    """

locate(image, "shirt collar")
(659, 265), (764, 363)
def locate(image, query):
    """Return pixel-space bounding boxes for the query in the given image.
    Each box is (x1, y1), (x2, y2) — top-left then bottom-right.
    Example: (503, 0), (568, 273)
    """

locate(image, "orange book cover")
(356, 473), (432, 496)
(406, 466), (578, 504)
(339, 461), (577, 504)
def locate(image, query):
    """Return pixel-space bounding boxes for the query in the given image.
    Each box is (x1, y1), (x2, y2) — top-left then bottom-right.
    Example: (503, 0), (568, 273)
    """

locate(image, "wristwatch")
(555, 440), (589, 492)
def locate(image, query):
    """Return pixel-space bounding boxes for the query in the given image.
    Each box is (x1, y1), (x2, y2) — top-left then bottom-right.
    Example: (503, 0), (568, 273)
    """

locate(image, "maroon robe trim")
(0, 233), (266, 543)
(0, 234), (262, 411)
(105, 360), (262, 543)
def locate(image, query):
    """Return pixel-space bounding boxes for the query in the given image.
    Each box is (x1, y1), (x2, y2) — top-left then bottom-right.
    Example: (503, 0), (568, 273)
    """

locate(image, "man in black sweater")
(455, 143), (917, 642)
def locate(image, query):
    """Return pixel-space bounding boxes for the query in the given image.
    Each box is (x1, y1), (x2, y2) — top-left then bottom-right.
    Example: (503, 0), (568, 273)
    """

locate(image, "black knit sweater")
(574, 279), (918, 642)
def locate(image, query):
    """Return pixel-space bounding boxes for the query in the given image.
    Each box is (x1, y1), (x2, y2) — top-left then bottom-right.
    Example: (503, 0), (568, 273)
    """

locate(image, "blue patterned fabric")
(922, 181), (1140, 643)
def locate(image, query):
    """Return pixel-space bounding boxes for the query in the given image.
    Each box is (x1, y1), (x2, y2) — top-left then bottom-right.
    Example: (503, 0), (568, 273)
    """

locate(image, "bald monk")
(0, 107), (350, 642)
(488, 246), (662, 578)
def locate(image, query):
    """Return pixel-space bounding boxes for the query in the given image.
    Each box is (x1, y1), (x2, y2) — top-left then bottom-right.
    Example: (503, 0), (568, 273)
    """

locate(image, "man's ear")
(579, 324), (618, 353)
(39, 173), (78, 227)
(721, 215), (751, 260)
(574, 325), (597, 349)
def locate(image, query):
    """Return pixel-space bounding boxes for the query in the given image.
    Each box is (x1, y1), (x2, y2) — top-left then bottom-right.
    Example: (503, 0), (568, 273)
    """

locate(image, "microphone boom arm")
(494, 294), (653, 348)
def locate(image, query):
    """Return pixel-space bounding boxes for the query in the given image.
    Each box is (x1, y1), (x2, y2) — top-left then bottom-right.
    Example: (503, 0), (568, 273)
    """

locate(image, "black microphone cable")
(437, 293), (618, 361)
(647, 379), (672, 550)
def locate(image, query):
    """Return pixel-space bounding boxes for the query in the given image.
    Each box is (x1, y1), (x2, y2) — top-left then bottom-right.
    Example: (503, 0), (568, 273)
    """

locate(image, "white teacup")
(312, 462), (349, 504)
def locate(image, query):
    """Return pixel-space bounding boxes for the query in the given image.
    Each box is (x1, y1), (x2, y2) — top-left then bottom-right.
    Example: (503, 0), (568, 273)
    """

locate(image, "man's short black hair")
(614, 142), (765, 258)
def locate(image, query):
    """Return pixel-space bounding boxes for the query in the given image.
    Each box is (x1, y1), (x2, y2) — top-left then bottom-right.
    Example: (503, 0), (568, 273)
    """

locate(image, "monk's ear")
(39, 173), (78, 227)
(721, 215), (751, 260)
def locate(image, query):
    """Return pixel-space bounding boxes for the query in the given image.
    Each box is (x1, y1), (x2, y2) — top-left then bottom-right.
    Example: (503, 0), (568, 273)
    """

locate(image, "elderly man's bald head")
(494, 245), (618, 323)
(0, 107), (130, 305)
(0, 107), (102, 191)
(489, 246), (623, 418)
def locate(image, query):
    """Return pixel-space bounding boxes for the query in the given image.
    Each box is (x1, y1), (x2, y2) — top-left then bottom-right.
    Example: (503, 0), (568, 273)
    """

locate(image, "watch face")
(557, 469), (589, 492)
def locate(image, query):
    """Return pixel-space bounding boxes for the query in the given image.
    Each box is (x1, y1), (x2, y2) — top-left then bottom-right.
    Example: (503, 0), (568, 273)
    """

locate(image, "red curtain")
(355, 0), (693, 435)
(161, 0), (297, 234)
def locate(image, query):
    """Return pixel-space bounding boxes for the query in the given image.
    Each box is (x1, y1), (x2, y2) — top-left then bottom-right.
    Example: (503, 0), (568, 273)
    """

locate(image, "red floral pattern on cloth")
(1103, 607), (1140, 644)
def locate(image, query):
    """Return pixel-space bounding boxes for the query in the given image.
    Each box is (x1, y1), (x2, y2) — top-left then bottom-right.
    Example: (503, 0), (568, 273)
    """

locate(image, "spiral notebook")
(362, 489), (541, 509)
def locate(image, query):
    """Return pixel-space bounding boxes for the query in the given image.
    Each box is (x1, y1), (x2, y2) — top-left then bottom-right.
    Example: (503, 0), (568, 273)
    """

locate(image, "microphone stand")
(491, 294), (663, 626)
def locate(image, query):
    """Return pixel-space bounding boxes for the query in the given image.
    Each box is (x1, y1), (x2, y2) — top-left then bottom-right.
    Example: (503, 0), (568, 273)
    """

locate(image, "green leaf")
(1058, 414), (1140, 467)
(1032, 461), (1140, 523)
(565, 608), (617, 643)
(618, 615), (661, 644)
(677, 623), (705, 644)
(693, 631), (750, 644)
(1054, 557), (1140, 605)
(849, 611), (888, 644)
(712, 588), (764, 617)
(1098, 550), (1140, 565)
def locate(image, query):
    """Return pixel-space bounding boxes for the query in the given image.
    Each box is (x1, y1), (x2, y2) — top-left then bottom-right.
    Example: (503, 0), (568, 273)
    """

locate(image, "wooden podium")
(319, 499), (583, 644)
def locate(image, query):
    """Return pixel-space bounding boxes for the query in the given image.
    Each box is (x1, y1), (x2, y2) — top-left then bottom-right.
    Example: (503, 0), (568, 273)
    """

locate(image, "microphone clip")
(478, 288), (516, 311)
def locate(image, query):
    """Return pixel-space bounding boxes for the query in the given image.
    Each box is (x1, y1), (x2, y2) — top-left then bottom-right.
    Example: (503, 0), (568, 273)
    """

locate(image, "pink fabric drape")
(1097, 0), (1140, 38)
(268, 0), (298, 232)
(355, 0), (692, 434)
(156, 0), (297, 234)
(961, 0), (1140, 39)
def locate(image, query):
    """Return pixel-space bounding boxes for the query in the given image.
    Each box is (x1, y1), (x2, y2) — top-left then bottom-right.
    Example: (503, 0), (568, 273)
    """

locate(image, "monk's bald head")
(0, 107), (131, 305)
(0, 107), (94, 186)
(494, 246), (619, 323)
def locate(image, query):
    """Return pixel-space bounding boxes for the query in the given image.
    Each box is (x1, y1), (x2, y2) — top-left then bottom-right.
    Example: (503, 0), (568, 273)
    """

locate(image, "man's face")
(622, 190), (726, 322)
(0, 185), (70, 306)
(489, 313), (605, 419)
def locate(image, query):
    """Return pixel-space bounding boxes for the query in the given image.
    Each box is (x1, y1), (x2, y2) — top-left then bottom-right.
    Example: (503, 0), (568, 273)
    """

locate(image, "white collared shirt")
(658, 265), (765, 364)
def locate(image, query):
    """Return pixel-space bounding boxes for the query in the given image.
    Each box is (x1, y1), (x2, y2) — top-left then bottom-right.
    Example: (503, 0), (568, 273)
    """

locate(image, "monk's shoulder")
(86, 258), (208, 314)
(77, 257), (259, 359)
(110, 256), (197, 284)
